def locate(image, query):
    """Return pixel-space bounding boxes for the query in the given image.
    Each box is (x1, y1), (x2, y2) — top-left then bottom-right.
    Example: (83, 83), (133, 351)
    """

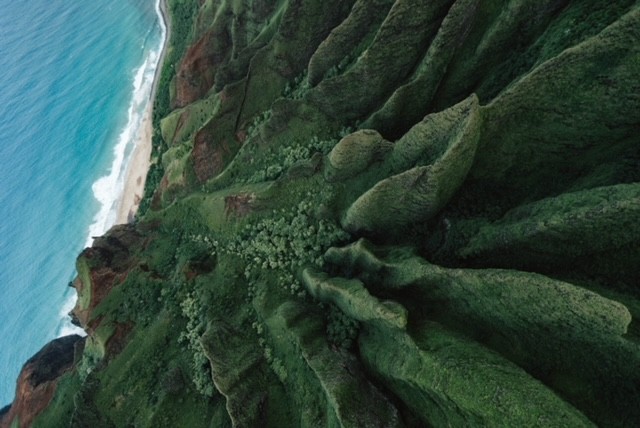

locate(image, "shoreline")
(53, 0), (171, 341)
(151, 0), (171, 105)
(115, 0), (170, 224)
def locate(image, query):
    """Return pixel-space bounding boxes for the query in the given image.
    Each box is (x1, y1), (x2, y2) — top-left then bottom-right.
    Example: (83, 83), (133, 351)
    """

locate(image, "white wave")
(84, 45), (160, 248)
(156, 0), (168, 50)
(56, 292), (86, 337)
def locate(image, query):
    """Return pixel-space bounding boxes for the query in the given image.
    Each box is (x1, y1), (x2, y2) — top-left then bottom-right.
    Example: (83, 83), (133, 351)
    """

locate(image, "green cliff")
(3, 0), (640, 426)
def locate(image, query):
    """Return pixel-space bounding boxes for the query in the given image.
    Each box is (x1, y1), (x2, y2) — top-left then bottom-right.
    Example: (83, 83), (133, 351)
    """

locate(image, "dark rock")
(1, 335), (84, 428)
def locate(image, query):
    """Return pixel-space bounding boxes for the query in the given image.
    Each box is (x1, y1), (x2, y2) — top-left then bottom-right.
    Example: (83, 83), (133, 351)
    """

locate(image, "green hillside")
(3, 0), (640, 427)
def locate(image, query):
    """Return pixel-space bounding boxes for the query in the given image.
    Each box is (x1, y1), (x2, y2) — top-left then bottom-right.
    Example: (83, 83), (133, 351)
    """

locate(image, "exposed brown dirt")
(174, 28), (231, 108)
(0, 336), (84, 428)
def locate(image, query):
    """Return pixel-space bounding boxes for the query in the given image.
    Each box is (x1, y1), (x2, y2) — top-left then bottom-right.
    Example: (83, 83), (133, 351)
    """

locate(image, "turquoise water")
(0, 0), (164, 405)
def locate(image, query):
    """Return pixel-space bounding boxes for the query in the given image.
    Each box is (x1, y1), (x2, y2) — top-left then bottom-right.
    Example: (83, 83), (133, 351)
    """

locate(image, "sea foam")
(86, 49), (156, 248)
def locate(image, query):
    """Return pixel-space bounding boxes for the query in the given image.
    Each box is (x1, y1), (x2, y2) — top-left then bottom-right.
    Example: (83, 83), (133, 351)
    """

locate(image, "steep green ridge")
(3, 1), (639, 427)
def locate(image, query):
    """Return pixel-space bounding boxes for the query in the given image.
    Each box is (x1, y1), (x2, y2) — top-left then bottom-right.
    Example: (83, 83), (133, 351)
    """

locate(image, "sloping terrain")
(3, 0), (640, 427)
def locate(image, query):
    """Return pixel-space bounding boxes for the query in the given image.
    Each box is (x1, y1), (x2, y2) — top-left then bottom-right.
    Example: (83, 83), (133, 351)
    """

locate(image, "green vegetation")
(179, 293), (215, 397)
(4, 1), (640, 427)
(139, 0), (201, 215)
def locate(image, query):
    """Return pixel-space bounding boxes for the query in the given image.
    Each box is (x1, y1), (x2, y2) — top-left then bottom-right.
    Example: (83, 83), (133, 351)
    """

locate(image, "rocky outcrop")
(72, 224), (144, 330)
(0, 335), (84, 428)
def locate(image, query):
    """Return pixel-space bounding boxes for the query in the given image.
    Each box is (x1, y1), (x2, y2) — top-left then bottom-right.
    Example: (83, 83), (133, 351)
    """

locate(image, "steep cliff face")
(5, 0), (640, 426)
(0, 335), (84, 428)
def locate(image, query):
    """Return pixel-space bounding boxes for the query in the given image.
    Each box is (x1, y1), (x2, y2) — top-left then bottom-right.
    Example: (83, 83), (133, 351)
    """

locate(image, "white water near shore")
(116, 0), (169, 225)
(55, 0), (167, 338)
(88, 48), (158, 240)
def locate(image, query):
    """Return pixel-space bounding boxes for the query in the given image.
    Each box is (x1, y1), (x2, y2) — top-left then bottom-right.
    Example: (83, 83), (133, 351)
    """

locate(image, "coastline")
(115, 0), (170, 224)
(151, 0), (171, 106)
(0, 0), (176, 408)
(115, 108), (153, 224)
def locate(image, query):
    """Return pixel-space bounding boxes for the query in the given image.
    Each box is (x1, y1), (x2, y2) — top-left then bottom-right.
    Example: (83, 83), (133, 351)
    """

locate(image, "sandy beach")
(115, 109), (153, 224)
(115, 0), (169, 225)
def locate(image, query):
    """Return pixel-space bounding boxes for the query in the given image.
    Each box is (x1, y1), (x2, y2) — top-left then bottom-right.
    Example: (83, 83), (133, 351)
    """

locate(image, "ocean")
(0, 0), (165, 405)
